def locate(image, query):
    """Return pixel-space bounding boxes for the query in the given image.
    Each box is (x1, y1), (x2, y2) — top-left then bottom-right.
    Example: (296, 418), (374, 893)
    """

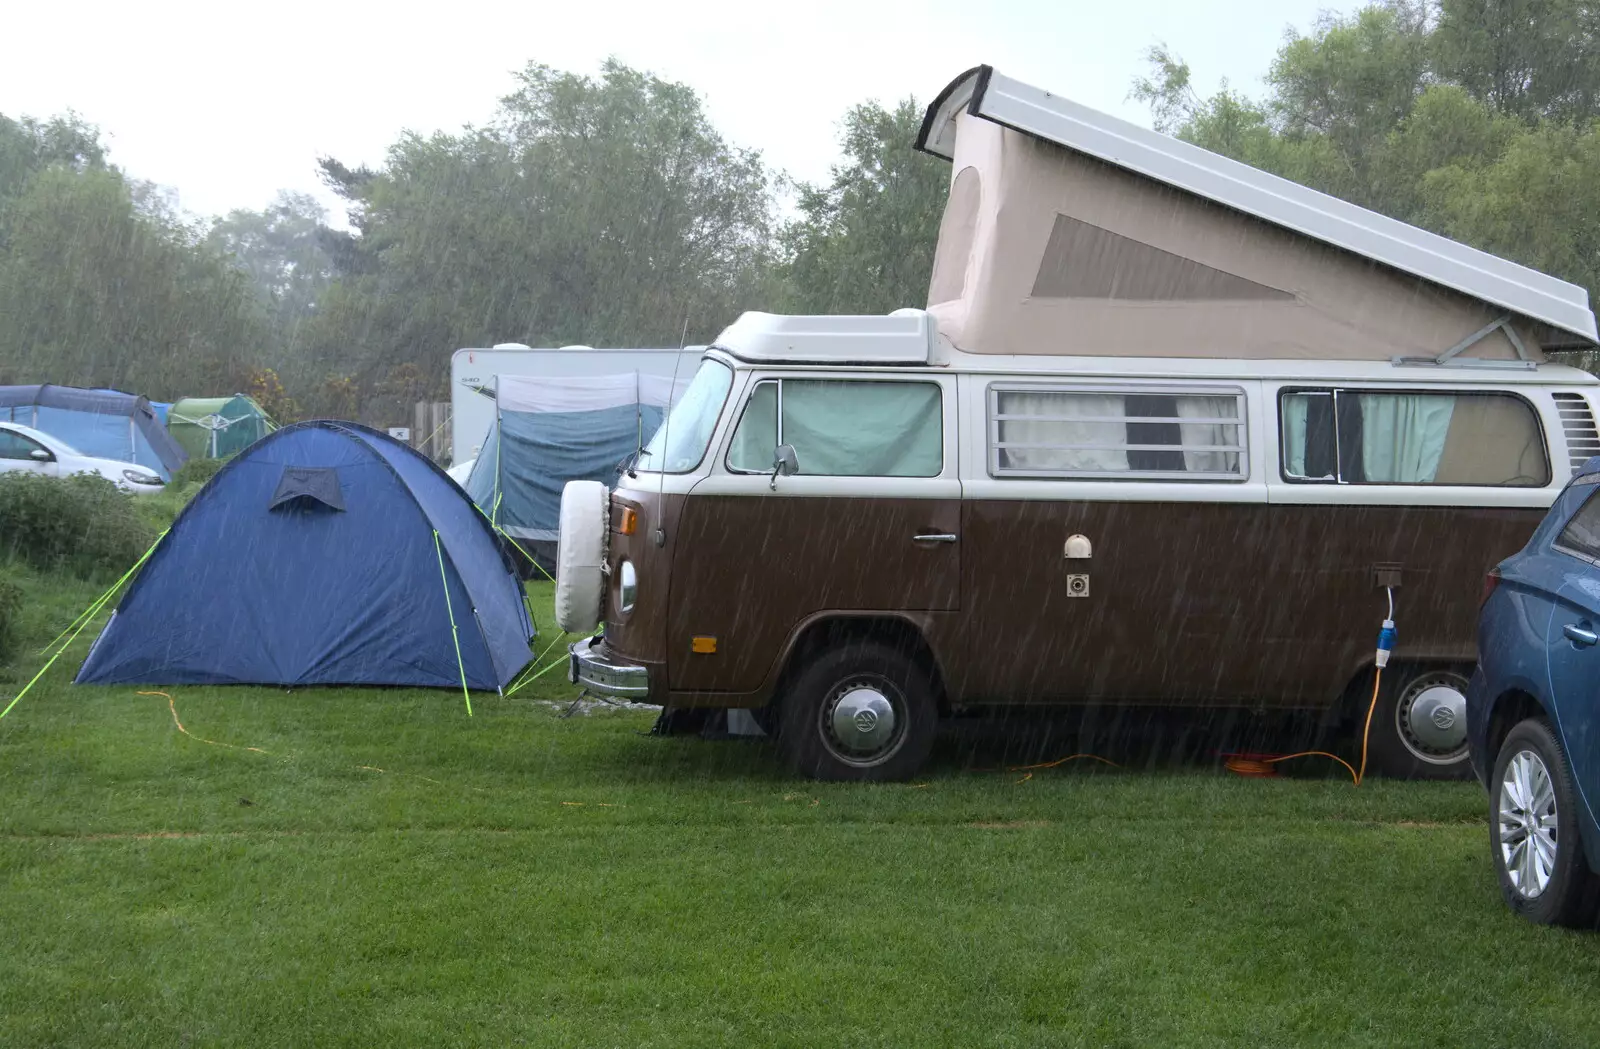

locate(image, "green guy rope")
(471, 502), (557, 585)
(506, 632), (568, 697)
(2, 528), (169, 721)
(433, 530), (473, 717)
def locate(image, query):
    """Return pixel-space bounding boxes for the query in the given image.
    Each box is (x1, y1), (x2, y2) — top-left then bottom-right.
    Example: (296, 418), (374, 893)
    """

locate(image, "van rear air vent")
(1553, 392), (1600, 475)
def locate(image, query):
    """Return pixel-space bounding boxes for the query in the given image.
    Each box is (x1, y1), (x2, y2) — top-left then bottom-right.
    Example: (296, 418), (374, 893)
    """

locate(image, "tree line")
(4, 2), (1600, 426)
(0, 59), (944, 426)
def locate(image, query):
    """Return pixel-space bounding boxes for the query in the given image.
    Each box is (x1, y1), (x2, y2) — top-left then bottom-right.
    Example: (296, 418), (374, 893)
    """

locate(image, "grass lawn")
(2, 571), (1599, 1047)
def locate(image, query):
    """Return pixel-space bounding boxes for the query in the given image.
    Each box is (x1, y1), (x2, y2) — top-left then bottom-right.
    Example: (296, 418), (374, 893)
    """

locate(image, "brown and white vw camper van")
(557, 66), (1600, 782)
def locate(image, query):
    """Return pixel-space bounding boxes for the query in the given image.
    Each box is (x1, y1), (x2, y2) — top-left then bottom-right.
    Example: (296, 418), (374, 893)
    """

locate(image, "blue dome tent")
(0, 384), (187, 480)
(76, 421), (533, 692)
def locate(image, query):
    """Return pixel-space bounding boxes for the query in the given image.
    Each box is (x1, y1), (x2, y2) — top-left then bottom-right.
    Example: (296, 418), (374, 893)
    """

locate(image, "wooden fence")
(408, 401), (451, 464)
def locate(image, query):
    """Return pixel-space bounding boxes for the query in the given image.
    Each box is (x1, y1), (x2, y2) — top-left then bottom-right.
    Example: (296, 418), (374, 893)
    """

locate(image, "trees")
(0, 130), (263, 397)
(1132, 1), (1600, 325)
(776, 99), (948, 316)
(296, 58), (776, 416)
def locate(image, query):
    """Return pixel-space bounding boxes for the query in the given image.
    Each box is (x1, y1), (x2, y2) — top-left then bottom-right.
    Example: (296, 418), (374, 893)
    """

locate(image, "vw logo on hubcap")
(853, 709), (879, 734)
(1431, 706), (1457, 731)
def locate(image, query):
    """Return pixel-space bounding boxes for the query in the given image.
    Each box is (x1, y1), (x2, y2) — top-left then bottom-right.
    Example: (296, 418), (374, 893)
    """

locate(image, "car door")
(1543, 490), (1600, 824)
(668, 373), (960, 694)
(0, 429), (58, 478)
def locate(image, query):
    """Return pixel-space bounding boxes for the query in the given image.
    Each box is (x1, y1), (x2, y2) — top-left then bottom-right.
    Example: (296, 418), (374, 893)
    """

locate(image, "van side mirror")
(29, 448), (51, 462)
(770, 444), (799, 490)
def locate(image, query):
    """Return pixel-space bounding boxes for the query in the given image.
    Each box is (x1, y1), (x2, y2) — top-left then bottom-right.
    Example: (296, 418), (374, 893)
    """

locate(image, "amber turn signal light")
(691, 636), (717, 654)
(618, 507), (638, 536)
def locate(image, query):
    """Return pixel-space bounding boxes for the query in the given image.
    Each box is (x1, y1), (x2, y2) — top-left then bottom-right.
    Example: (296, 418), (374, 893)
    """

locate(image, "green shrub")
(0, 473), (156, 580)
(0, 572), (20, 660)
(172, 455), (230, 488)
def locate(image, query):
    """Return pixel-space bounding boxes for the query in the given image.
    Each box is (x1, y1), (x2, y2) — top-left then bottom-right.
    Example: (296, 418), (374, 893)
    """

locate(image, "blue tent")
(466, 373), (687, 553)
(0, 384), (187, 480)
(76, 421), (533, 691)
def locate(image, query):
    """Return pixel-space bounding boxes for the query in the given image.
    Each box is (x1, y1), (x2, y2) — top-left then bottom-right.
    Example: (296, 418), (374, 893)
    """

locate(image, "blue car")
(1468, 459), (1600, 927)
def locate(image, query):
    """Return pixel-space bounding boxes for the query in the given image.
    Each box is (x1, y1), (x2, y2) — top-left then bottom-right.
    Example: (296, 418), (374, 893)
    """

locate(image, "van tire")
(1489, 718), (1600, 927)
(554, 481), (607, 634)
(1365, 665), (1474, 780)
(777, 641), (938, 782)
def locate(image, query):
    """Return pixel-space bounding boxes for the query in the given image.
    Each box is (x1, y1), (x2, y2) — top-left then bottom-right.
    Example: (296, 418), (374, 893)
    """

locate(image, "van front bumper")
(568, 635), (650, 698)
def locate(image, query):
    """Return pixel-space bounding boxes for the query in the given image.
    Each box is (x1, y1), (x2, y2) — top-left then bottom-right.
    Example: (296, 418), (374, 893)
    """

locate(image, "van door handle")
(912, 533), (958, 544)
(1564, 623), (1598, 647)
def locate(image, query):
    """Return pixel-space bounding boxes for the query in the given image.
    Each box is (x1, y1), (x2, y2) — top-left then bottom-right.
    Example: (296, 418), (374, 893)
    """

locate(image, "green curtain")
(1360, 394), (1454, 483)
(780, 380), (942, 477)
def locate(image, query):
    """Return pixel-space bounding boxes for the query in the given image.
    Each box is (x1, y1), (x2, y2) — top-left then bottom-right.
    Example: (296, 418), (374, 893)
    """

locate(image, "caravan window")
(987, 384), (1247, 480)
(1279, 389), (1549, 487)
(727, 379), (943, 477)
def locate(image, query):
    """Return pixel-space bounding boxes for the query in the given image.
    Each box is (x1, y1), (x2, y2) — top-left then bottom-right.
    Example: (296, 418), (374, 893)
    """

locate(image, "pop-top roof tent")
(0, 384), (188, 480)
(168, 395), (276, 459)
(75, 421), (533, 692)
(466, 372), (690, 552)
(912, 66), (1598, 363)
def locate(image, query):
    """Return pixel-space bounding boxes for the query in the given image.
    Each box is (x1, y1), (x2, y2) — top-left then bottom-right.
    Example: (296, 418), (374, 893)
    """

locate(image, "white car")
(0, 421), (167, 494)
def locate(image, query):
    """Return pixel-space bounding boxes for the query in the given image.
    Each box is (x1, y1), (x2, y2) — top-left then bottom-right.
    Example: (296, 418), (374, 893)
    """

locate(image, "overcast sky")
(3, 0), (1351, 224)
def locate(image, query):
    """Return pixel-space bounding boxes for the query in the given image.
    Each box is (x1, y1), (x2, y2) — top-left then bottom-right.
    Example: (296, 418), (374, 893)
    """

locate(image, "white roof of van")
(916, 66), (1598, 348)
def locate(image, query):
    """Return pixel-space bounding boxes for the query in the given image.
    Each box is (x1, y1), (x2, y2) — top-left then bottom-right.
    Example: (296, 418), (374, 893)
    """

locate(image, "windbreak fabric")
(0, 385), (187, 479)
(474, 372), (686, 541)
(491, 403), (665, 540)
(75, 421), (531, 691)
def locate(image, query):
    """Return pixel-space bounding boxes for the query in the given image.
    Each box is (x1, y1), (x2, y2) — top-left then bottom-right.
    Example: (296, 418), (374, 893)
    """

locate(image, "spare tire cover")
(555, 480), (608, 634)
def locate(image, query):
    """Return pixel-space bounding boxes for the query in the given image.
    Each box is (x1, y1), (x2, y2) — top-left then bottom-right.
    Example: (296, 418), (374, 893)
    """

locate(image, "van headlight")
(618, 559), (637, 613)
(122, 469), (163, 486)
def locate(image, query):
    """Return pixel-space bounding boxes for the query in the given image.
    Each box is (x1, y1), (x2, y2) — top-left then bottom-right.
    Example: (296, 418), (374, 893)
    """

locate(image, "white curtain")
(997, 391), (1128, 472)
(1176, 395), (1241, 474)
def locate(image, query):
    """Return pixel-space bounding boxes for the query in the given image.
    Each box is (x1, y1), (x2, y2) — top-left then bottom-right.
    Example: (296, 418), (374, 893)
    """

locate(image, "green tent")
(168, 395), (276, 458)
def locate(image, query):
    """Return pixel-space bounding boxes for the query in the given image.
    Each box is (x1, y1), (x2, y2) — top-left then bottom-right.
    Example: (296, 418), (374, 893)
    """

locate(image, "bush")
(0, 472), (156, 580)
(172, 455), (230, 488)
(0, 572), (20, 660)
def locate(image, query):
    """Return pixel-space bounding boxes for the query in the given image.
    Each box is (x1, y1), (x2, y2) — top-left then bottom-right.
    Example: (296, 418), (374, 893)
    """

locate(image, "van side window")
(727, 380), (943, 477)
(1557, 489), (1600, 561)
(1279, 389), (1549, 487)
(988, 385), (1246, 479)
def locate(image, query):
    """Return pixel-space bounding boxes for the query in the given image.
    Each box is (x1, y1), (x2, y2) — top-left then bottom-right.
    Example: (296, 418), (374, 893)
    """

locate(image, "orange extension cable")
(1222, 666), (1384, 786)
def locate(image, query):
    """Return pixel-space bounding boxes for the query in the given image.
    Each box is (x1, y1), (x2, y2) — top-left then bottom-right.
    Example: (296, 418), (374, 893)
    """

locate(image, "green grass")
(2, 573), (1599, 1047)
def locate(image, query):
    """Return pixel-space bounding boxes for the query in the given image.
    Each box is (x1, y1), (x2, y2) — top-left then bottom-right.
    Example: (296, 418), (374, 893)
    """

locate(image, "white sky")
(3, 0), (1350, 224)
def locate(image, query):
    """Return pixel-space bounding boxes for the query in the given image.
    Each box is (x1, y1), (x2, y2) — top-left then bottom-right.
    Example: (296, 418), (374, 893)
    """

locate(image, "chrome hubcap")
(1395, 673), (1470, 764)
(820, 680), (904, 767)
(1498, 749), (1559, 899)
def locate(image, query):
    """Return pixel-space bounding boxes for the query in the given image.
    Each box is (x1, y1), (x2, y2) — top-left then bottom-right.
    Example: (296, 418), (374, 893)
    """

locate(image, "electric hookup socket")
(1066, 574), (1090, 598)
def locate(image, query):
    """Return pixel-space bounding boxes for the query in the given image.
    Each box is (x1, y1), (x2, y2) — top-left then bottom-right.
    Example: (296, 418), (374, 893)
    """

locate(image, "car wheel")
(1366, 666), (1473, 780)
(777, 640), (938, 782)
(1490, 718), (1600, 927)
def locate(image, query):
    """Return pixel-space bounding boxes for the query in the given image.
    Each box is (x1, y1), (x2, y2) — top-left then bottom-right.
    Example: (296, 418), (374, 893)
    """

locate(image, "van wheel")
(778, 642), (938, 782)
(1490, 718), (1600, 927)
(1366, 666), (1473, 780)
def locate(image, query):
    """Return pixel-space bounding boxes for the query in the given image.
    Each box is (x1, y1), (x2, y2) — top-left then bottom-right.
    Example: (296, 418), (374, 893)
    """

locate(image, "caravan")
(553, 66), (1600, 783)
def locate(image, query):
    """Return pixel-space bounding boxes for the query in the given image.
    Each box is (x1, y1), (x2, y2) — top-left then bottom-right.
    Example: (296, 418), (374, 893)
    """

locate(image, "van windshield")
(638, 359), (732, 473)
